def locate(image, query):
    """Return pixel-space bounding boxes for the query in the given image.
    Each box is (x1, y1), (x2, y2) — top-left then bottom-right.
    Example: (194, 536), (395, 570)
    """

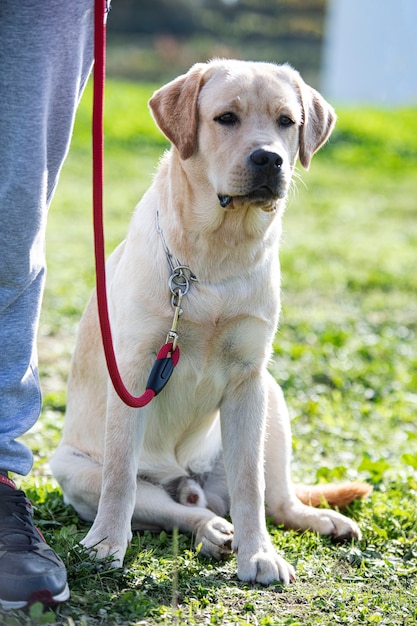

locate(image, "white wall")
(322, 0), (417, 105)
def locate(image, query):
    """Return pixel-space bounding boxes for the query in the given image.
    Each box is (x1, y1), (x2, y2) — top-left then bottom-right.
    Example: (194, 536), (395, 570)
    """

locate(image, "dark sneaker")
(0, 474), (69, 610)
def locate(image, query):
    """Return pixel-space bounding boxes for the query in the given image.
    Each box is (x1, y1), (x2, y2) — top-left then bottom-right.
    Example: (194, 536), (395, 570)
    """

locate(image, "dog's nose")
(250, 149), (283, 172)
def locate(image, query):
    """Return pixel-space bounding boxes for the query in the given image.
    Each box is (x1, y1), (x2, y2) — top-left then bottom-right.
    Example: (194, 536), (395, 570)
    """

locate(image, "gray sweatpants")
(0, 1), (94, 474)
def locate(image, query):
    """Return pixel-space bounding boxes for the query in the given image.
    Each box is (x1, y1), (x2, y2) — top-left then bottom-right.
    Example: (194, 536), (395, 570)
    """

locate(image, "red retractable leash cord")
(92, 0), (179, 408)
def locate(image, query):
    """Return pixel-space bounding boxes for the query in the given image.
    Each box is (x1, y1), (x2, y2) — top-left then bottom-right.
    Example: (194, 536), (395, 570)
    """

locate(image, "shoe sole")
(0, 583), (70, 611)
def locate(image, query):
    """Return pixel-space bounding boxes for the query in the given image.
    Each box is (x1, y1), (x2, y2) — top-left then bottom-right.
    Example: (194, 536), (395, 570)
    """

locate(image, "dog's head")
(149, 59), (336, 213)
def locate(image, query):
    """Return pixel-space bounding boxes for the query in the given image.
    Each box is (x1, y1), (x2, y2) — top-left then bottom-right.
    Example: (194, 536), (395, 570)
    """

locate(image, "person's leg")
(0, 0), (94, 476)
(0, 0), (94, 609)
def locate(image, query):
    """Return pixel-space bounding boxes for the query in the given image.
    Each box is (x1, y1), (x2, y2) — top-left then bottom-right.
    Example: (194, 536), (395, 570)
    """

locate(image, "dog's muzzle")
(218, 148), (286, 211)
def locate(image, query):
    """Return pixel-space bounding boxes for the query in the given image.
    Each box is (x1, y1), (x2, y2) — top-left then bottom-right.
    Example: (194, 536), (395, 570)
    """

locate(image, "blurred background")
(106, 0), (417, 106)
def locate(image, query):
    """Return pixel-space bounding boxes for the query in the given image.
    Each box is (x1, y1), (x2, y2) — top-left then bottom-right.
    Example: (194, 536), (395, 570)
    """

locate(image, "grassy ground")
(2, 80), (417, 625)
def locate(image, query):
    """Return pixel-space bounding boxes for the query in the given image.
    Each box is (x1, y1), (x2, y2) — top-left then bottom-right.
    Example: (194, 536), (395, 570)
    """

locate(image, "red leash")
(92, 0), (179, 408)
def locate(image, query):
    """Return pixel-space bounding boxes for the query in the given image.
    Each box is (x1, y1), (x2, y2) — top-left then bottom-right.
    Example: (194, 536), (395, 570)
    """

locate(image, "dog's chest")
(140, 279), (278, 476)
(183, 275), (278, 364)
(140, 311), (273, 477)
(177, 307), (275, 402)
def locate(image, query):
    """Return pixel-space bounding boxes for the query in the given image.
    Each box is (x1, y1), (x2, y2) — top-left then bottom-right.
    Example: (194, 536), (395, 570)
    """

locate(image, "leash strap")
(92, 0), (179, 407)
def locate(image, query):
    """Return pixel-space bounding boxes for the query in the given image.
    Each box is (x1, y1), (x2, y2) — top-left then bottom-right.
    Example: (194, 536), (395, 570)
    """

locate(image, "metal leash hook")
(165, 264), (197, 353)
(142, 211), (198, 399)
(166, 288), (183, 353)
(145, 266), (196, 397)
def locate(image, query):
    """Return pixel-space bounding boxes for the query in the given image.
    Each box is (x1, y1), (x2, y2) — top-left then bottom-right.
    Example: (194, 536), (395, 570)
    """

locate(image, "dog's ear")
(293, 72), (336, 170)
(149, 63), (208, 160)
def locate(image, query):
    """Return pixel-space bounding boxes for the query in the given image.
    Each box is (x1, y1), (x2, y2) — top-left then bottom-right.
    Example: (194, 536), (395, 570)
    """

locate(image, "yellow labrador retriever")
(50, 59), (370, 585)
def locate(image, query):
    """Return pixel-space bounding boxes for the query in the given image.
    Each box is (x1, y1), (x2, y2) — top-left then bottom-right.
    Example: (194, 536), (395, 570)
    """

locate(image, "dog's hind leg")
(131, 480), (234, 561)
(264, 371), (362, 540)
(50, 444), (103, 522)
(51, 445), (234, 562)
(200, 453), (230, 518)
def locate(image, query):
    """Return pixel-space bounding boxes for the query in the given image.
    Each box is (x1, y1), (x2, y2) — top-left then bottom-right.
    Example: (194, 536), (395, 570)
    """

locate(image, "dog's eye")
(278, 115), (295, 128)
(214, 112), (239, 126)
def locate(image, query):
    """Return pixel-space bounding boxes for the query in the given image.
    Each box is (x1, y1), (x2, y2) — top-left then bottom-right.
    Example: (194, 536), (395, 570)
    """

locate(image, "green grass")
(3, 80), (417, 625)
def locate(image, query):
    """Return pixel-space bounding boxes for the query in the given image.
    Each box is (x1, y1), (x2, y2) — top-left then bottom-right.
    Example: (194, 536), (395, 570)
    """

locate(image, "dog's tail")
(295, 482), (372, 509)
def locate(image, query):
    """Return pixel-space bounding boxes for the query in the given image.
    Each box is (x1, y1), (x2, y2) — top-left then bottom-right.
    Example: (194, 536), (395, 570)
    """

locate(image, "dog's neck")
(154, 150), (285, 283)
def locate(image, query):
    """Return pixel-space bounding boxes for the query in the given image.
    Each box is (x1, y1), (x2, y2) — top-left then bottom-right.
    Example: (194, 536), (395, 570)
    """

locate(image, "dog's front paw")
(81, 526), (132, 568)
(195, 516), (234, 560)
(236, 540), (296, 585)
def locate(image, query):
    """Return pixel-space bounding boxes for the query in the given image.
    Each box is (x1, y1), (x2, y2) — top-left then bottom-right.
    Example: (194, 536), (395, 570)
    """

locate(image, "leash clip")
(166, 289), (183, 352)
(157, 208), (197, 366)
